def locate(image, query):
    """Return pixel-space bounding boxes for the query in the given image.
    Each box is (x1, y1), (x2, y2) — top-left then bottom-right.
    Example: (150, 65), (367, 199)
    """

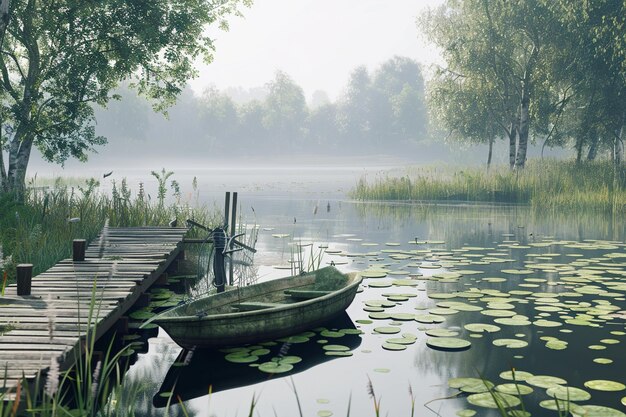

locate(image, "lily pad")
(258, 362), (294, 374)
(499, 370), (534, 381)
(584, 380), (626, 392)
(449, 377), (485, 389)
(389, 313), (415, 321)
(276, 356), (302, 364)
(374, 326), (401, 334)
(466, 392), (521, 409)
(415, 314), (445, 324)
(573, 405), (626, 417)
(546, 385), (592, 401)
(225, 353), (259, 364)
(539, 399), (587, 415)
(527, 375), (567, 388)
(425, 328), (459, 337)
(426, 337), (471, 351)
(382, 342), (407, 351)
(464, 323), (501, 333)
(322, 345), (350, 352)
(386, 337), (416, 345)
(493, 339), (528, 349)
(495, 383), (534, 395)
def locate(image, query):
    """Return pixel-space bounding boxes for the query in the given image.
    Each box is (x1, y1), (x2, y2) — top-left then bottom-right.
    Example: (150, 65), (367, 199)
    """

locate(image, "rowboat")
(146, 266), (362, 349)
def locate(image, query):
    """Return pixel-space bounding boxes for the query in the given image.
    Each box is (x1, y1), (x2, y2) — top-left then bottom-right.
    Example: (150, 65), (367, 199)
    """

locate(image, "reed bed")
(0, 173), (220, 285)
(351, 159), (626, 213)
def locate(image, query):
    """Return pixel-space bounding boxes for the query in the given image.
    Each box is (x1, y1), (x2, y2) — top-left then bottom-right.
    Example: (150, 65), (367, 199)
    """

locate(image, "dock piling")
(16, 263), (33, 296)
(72, 239), (86, 261)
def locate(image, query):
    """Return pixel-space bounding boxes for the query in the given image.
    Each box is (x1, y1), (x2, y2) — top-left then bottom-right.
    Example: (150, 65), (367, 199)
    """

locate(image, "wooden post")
(223, 192), (231, 286)
(155, 273), (168, 286)
(73, 239), (86, 261)
(223, 191), (231, 228)
(229, 192), (238, 286)
(16, 263), (33, 296)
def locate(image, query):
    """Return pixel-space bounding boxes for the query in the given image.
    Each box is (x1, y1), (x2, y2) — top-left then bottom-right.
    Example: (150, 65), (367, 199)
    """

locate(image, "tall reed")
(351, 159), (626, 213)
(0, 172), (219, 284)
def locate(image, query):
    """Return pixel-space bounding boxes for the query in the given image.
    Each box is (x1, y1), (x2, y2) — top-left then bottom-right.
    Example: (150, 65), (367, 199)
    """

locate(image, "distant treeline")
(95, 56), (429, 159)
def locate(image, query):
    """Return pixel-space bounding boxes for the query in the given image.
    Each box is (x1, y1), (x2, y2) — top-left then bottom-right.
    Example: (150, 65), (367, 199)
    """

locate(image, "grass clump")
(351, 159), (626, 213)
(0, 170), (219, 284)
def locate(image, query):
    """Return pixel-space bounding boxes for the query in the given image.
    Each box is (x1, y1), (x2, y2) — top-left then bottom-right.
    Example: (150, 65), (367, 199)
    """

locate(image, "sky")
(189, 0), (444, 102)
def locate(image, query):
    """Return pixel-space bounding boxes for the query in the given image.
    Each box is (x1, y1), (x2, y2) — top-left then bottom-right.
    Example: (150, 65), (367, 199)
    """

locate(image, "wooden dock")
(0, 226), (188, 394)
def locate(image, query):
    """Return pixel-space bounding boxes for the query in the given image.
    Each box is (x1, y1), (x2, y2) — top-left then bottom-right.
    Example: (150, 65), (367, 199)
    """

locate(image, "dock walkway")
(0, 226), (187, 394)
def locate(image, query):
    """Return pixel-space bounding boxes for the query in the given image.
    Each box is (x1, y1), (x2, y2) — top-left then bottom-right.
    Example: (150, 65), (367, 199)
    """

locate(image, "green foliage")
(351, 159), (626, 213)
(92, 57), (430, 158)
(419, 0), (626, 166)
(0, 0), (251, 192)
(0, 173), (219, 284)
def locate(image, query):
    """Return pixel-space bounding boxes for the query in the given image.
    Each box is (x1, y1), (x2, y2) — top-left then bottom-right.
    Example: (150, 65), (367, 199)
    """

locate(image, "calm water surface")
(118, 167), (626, 417)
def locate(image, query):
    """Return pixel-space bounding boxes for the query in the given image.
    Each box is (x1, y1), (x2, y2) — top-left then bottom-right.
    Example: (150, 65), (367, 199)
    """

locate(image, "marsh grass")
(352, 159), (626, 213)
(0, 173), (219, 283)
(0, 283), (147, 417)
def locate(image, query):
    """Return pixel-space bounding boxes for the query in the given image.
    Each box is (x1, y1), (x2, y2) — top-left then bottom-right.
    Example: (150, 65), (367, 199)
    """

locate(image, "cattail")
(366, 376), (375, 399)
(98, 218), (110, 258)
(107, 260), (118, 280)
(47, 295), (56, 341)
(45, 357), (60, 398)
(183, 350), (194, 365)
(90, 360), (102, 399)
(278, 342), (291, 358)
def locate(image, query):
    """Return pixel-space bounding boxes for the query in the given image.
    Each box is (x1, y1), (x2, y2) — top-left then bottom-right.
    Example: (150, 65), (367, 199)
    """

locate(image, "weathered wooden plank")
(0, 336), (77, 345)
(0, 343), (71, 351)
(4, 330), (84, 338)
(0, 308), (114, 318)
(1, 226), (187, 398)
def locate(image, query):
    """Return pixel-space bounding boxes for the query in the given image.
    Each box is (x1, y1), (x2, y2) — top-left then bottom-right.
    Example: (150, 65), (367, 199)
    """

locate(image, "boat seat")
(231, 302), (286, 312)
(284, 289), (332, 300)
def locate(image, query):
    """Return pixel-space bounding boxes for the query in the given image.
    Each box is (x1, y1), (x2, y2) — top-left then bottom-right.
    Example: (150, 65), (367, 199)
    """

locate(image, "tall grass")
(0, 172), (220, 284)
(351, 159), (626, 213)
(0, 281), (174, 417)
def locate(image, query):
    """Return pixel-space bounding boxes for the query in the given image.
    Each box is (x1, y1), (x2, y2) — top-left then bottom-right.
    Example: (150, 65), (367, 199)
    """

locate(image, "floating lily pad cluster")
(331, 234), (626, 413)
(450, 369), (626, 416)
(220, 326), (361, 374)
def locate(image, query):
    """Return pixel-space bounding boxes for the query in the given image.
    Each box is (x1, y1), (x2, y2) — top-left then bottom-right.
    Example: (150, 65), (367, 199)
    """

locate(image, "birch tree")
(0, 0), (250, 196)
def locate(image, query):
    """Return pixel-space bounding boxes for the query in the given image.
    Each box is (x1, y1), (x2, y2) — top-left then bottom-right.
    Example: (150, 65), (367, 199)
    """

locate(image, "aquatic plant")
(351, 159), (626, 213)
(0, 172), (219, 284)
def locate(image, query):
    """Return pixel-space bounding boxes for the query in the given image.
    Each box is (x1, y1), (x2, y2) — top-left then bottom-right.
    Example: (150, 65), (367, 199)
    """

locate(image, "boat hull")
(152, 268), (362, 349)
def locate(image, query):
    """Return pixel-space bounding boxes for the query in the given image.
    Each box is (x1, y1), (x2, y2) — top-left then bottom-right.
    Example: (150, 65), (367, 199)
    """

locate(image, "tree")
(420, 0), (562, 169)
(372, 56), (427, 146)
(262, 71), (307, 150)
(338, 66), (373, 148)
(547, 1), (626, 166)
(0, 0), (250, 195)
(199, 86), (239, 151)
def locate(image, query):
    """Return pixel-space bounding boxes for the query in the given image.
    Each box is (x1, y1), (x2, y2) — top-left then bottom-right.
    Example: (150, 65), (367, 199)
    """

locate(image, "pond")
(119, 167), (626, 417)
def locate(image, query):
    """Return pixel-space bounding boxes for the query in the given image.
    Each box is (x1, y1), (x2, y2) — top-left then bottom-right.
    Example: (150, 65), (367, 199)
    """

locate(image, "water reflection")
(123, 197), (626, 417)
(153, 312), (361, 406)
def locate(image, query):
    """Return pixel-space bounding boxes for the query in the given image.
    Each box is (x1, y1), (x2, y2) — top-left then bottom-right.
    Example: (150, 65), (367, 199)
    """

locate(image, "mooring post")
(229, 192), (238, 286)
(73, 239), (86, 262)
(224, 191), (231, 229)
(213, 227), (227, 292)
(16, 263), (33, 296)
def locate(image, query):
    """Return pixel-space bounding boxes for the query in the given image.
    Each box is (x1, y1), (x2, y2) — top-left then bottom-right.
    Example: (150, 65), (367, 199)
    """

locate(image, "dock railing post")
(16, 263), (33, 296)
(229, 192), (238, 286)
(73, 239), (86, 262)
